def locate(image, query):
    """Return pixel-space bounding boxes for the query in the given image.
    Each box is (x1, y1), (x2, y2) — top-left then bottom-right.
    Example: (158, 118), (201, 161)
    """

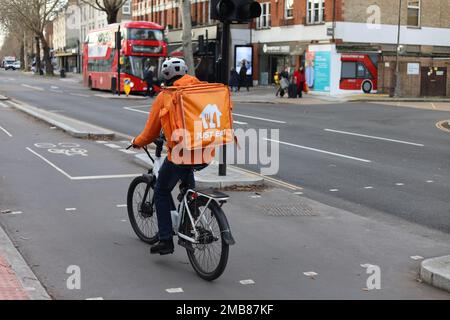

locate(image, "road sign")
(124, 78), (132, 96)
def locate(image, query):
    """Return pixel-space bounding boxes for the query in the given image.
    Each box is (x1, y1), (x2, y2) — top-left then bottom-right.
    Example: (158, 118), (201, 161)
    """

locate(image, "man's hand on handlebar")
(127, 139), (141, 150)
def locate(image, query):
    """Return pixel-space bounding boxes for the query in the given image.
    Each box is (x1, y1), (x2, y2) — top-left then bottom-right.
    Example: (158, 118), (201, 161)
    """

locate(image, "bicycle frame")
(135, 143), (235, 246)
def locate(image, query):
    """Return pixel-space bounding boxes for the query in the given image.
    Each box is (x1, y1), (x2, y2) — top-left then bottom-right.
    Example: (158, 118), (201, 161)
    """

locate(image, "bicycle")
(126, 138), (235, 281)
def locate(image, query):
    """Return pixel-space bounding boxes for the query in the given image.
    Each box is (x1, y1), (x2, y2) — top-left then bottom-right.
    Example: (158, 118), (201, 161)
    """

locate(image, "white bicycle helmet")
(160, 57), (188, 81)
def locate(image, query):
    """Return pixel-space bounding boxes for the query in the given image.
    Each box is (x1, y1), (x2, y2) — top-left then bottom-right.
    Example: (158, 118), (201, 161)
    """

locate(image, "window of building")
(407, 0), (420, 27)
(285, 0), (294, 19)
(122, 0), (131, 15)
(257, 2), (271, 29)
(307, 0), (325, 24)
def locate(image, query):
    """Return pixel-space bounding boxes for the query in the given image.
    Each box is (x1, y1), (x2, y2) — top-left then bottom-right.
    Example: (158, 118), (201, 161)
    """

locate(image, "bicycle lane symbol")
(34, 143), (89, 157)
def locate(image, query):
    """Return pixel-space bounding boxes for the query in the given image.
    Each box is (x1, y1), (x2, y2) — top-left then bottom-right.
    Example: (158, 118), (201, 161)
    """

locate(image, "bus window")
(341, 62), (356, 78)
(128, 28), (163, 41)
(357, 63), (372, 79)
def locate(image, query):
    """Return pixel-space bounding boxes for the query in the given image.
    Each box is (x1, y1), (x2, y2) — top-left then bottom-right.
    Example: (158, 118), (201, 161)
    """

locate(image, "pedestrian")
(274, 71), (281, 96)
(238, 60), (249, 92)
(278, 67), (289, 98)
(229, 68), (239, 92)
(293, 66), (306, 98)
(144, 65), (155, 97)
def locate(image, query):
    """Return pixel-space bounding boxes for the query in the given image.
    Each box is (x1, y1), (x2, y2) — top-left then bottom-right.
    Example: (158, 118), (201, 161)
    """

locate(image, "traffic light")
(210, 0), (262, 23)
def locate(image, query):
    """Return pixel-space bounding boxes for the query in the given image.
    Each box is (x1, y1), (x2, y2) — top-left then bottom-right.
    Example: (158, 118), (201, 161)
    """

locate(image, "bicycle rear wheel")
(127, 175), (159, 244)
(186, 201), (229, 281)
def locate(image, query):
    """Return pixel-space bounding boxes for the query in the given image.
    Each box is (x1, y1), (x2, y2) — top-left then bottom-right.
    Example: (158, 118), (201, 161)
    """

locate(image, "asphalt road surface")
(1, 70), (449, 234)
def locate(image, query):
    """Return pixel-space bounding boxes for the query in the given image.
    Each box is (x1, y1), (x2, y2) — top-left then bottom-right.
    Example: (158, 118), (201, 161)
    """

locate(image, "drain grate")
(260, 204), (316, 217)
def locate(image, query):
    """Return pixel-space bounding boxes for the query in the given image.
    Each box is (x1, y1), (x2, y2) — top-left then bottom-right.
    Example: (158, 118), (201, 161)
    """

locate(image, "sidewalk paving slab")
(420, 255), (450, 292)
(133, 153), (264, 188)
(0, 224), (51, 300)
(7, 99), (115, 139)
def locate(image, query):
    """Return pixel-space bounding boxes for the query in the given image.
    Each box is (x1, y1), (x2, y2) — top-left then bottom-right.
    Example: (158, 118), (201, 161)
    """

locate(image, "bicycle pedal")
(178, 239), (195, 252)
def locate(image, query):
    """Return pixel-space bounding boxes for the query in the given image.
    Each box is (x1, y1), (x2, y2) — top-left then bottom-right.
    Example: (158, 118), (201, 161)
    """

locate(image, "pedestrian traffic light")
(210, 0), (262, 23)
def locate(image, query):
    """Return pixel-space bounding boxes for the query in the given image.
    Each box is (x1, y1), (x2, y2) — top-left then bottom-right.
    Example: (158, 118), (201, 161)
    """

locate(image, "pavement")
(421, 256), (450, 292)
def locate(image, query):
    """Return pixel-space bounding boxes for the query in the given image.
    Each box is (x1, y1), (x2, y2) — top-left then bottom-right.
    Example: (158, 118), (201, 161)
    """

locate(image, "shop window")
(307, 0), (325, 24)
(407, 0), (420, 27)
(257, 2), (271, 29)
(285, 0), (294, 19)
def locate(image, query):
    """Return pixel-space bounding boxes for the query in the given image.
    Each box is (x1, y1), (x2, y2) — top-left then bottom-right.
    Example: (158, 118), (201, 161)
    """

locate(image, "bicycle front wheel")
(127, 175), (159, 244)
(186, 201), (230, 281)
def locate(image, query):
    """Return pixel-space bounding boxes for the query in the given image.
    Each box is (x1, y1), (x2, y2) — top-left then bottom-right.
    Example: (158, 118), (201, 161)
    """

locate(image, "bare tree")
(80, 0), (128, 24)
(0, 0), (64, 75)
(179, 0), (195, 76)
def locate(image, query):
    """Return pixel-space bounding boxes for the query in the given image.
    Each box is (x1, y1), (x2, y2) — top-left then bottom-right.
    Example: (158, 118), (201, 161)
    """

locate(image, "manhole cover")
(260, 204), (316, 217)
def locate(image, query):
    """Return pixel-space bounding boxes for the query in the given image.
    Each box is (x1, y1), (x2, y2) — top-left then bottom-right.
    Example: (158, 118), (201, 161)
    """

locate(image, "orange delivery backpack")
(159, 82), (235, 152)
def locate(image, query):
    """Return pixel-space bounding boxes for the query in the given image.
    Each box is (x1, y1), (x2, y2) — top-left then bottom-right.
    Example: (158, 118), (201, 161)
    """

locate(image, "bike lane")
(1, 107), (450, 299)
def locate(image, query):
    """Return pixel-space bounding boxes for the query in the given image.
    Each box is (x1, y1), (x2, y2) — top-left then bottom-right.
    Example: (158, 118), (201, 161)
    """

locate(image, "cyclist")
(131, 58), (209, 255)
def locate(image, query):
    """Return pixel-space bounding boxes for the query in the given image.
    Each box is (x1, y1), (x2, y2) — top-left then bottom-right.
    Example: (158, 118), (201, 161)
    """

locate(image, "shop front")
(257, 42), (307, 85)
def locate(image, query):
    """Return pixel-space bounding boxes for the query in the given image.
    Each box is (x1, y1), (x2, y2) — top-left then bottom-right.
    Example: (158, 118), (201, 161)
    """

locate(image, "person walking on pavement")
(144, 65), (155, 98)
(238, 60), (249, 92)
(229, 68), (239, 92)
(293, 66), (306, 98)
(274, 71), (281, 96)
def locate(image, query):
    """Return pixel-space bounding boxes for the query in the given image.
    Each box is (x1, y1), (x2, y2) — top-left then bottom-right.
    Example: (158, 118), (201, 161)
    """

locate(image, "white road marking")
(395, 183), (404, 186)
(410, 255), (424, 260)
(431, 103), (436, 110)
(426, 180), (434, 183)
(104, 143), (122, 149)
(250, 195), (261, 198)
(324, 129), (424, 147)
(303, 271), (318, 277)
(51, 86), (59, 89)
(0, 102), (10, 108)
(70, 93), (90, 98)
(10, 211), (23, 215)
(124, 106), (149, 114)
(364, 186), (374, 189)
(239, 279), (255, 285)
(65, 208), (77, 212)
(50, 127), (57, 130)
(294, 192), (304, 195)
(21, 84), (44, 91)
(265, 138), (372, 163)
(116, 204), (127, 208)
(119, 149), (137, 154)
(329, 189), (339, 192)
(96, 141), (108, 144)
(70, 174), (140, 181)
(0, 125), (13, 137)
(233, 120), (248, 125)
(27, 147), (73, 179)
(233, 113), (286, 124)
(166, 288), (184, 293)
(86, 297), (104, 300)
(27, 147), (140, 181)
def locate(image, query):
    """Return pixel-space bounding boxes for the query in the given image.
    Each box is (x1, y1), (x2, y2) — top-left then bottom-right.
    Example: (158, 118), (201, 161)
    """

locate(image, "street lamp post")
(394, 0), (403, 97)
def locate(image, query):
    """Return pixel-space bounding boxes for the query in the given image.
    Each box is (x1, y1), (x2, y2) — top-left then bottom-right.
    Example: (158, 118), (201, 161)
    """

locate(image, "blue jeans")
(154, 159), (195, 241)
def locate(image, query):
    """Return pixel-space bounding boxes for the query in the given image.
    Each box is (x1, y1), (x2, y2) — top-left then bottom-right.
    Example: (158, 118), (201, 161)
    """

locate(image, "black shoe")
(150, 239), (174, 255)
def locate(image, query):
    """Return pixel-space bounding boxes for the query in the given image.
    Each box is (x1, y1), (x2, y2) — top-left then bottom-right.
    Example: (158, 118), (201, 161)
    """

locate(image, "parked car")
(4, 59), (16, 70)
(12, 61), (21, 70)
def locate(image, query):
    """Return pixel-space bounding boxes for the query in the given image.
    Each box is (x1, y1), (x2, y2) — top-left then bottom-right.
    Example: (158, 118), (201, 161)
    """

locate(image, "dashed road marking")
(329, 189), (339, 192)
(294, 192), (304, 195)
(324, 128), (424, 147)
(0, 125), (13, 137)
(166, 288), (184, 293)
(239, 279), (255, 285)
(233, 113), (286, 124)
(119, 149), (137, 154)
(303, 271), (318, 278)
(410, 255), (424, 260)
(104, 143), (122, 149)
(265, 138), (372, 163)
(65, 208), (77, 212)
(395, 183), (404, 186)
(233, 120), (248, 125)
(21, 84), (44, 91)
(116, 204), (127, 208)
(426, 180), (434, 183)
(96, 141), (108, 144)
(124, 106), (149, 114)
(86, 297), (104, 300)
(364, 186), (374, 189)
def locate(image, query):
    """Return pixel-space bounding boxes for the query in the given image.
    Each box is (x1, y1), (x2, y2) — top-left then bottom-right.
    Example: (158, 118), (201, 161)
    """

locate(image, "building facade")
(53, 0), (132, 73)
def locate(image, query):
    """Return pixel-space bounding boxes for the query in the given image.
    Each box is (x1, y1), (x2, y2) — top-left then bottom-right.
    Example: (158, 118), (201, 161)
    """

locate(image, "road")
(1, 70), (450, 300)
(2, 70), (449, 233)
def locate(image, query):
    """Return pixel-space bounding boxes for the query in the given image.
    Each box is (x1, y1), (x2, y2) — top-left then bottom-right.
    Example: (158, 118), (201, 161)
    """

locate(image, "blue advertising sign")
(313, 52), (331, 92)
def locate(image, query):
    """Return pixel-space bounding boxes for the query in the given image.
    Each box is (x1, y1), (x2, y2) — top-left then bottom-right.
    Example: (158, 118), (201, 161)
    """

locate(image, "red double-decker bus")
(83, 21), (167, 93)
